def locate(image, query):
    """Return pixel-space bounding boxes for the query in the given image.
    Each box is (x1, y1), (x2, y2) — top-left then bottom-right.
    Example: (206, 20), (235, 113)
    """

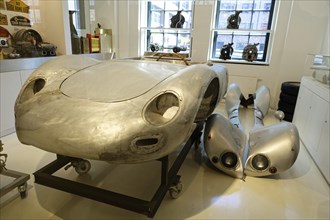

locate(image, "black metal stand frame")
(0, 169), (30, 198)
(33, 123), (203, 218)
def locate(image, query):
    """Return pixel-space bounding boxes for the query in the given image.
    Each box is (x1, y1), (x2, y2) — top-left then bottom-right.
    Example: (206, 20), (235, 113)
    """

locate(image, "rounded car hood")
(60, 60), (185, 102)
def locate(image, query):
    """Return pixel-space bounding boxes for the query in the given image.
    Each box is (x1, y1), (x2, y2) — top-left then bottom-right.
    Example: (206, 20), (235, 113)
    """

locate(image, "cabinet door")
(293, 85), (313, 138)
(314, 107), (330, 184)
(302, 94), (329, 158)
(0, 71), (22, 137)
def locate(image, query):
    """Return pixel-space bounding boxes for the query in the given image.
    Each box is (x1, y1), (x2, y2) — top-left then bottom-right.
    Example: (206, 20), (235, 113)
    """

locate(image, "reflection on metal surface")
(204, 84), (300, 179)
(204, 113), (246, 179)
(15, 55), (228, 163)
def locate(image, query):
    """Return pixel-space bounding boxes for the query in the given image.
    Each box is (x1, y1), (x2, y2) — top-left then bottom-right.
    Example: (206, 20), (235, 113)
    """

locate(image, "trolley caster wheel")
(169, 181), (183, 199)
(73, 160), (91, 175)
(65, 159), (91, 175)
(18, 182), (27, 199)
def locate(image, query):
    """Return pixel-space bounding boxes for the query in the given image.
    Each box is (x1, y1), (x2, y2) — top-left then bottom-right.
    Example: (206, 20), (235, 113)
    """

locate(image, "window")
(68, 0), (87, 34)
(141, 0), (194, 57)
(210, 0), (276, 64)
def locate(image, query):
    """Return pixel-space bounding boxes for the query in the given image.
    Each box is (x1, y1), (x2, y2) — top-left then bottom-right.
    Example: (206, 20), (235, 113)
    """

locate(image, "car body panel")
(61, 60), (185, 102)
(204, 84), (300, 178)
(15, 55), (228, 163)
(204, 113), (246, 179)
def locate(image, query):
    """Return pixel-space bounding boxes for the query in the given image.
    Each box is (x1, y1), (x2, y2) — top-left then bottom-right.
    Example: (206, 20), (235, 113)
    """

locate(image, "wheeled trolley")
(0, 169), (30, 199)
(33, 122), (203, 218)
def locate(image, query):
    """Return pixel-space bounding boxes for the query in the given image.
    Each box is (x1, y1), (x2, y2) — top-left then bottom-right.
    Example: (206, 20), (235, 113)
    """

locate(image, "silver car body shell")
(15, 55), (228, 163)
(204, 84), (300, 178)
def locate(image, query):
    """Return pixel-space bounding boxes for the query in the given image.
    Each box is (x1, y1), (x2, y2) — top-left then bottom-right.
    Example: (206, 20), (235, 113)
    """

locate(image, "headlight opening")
(144, 92), (180, 125)
(19, 78), (46, 103)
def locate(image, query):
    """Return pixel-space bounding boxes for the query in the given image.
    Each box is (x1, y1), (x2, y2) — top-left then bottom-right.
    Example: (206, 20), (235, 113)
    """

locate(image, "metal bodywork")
(244, 122), (300, 177)
(204, 84), (300, 178)
(15, 55), (228, 163)
(204, 114), (246, 179)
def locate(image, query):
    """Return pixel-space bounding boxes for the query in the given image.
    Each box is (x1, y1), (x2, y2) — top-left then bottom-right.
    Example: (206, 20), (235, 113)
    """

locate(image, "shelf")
(311, 65), (330, 71)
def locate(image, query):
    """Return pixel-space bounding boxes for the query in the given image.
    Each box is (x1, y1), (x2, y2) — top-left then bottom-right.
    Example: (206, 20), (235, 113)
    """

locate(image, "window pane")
(165, 1), (179, 10)
(178, 33), (191, 49)
(252, 11), (270, 30)
(236, 0), (254, 10)
(220, 0), (236, 10)
(180, 1), (192, 10)
(150, 32), (164, 46)
(150, 1), (164, 10)
(254, 0), (272, 10)
(181, 11), (192, 28)
(232, 34), (249, 59)
(150, 11), (164, 28)
(233, 35), (249, 50)
(164, 33), (177, 48)
(240, 11), (252, 29)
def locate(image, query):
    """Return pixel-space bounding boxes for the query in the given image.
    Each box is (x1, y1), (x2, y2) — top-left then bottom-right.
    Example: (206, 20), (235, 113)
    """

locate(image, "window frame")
(210, 0), (276, 65)
(140, 0), (195, 57)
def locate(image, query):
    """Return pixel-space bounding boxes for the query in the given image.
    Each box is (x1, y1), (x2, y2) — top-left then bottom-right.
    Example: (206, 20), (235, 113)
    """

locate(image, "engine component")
(219, 43), (234, 60)
(242, 43), (259, 62)
(170, 10), (185, 28)
(150, 43), (159, 52)
(227, 11), (242, 29)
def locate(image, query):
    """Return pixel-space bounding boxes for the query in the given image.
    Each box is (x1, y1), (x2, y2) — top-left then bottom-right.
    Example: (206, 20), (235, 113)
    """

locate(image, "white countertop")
(0, 52), (115, 73)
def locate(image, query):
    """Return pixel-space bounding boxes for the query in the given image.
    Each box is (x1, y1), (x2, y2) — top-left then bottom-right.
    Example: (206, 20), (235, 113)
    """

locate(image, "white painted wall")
(30, 0), (71, 55)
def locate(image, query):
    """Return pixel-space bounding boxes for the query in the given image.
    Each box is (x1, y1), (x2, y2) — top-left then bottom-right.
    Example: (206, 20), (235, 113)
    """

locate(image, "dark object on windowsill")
(170, 10), (185, 28)
(150, 43), (159, 52)
(219, 43), (234, 60)
(172, 46), (187, 53)
(227, 11), (242, 29)
(242, 43), (259, 62)
(172, 47), (187, 53)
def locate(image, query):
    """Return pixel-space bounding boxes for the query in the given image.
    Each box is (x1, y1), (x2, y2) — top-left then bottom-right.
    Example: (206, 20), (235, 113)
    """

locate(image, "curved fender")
(204, 114), (246, 179)
(244, 122), (300, 177)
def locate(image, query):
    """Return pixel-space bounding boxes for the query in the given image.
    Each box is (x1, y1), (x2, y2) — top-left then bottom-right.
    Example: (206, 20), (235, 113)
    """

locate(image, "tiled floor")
(1, 104), (329, 219)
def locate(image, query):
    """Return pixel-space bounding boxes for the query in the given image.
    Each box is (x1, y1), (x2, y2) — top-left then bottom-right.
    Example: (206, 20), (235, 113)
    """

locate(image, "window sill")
(144, 51), (190, 58)
(210, 59), (270, 66)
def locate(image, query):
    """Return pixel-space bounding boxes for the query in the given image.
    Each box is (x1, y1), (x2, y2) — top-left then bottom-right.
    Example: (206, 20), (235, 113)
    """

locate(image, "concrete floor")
(1, 103), (329, 219)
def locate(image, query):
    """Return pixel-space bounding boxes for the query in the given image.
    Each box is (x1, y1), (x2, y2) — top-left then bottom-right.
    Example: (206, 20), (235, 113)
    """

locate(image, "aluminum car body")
(204, 84), (300, 178)
(15, 55), (228, 163)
